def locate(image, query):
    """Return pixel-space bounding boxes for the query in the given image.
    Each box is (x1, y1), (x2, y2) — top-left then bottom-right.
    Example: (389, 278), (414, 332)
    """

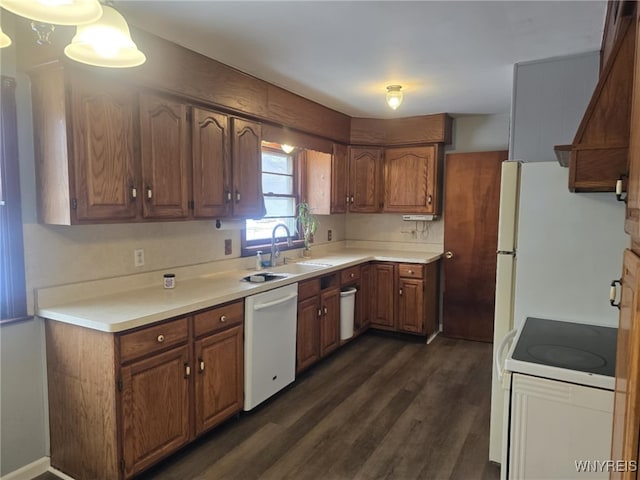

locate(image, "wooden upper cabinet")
(231, 118), (264, 218)
(383, 145), (441, 214)
(139, 93), (190, 219)
(70, 77), (139, 222)
(331, 144), (349, 213)
(625, 15), (640, 240)
(192, 107), (231, 218)
(348, 147), (383, 213)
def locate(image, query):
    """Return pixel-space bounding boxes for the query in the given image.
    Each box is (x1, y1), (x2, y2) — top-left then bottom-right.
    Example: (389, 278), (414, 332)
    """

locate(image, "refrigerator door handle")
(496, 329), (517, 380)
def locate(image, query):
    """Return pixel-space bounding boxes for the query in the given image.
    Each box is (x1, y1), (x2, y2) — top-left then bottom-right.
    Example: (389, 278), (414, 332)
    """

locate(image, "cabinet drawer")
(340, 266), (361, 284)
(298, 278), (321, 300)
(194, 300), (244, 338)
(119, 317), (189, 364)
(398, 263), (424, 279)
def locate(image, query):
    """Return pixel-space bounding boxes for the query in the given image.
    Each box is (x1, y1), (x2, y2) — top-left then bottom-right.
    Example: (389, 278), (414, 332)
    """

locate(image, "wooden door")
(140, 93), (190, 219)
(398, 278), (425, 334)
(371, 263), (396, 329)
(192, 107), (231, 218)
(358, 263), (373, 331)
(611, 249), (640, 480)
(70, 76), (139, 221)
(442, 150), (506, 342)
(384, 145), (437, 214)
(348, 147), (382, 213)
(231, 118), (263, 218)
(296, 296), (321, 373)
(320, 288), (340, 357)
(331, 143), (349, 213)
(121, 345), (190, 478)
(194, 325), (243, 436)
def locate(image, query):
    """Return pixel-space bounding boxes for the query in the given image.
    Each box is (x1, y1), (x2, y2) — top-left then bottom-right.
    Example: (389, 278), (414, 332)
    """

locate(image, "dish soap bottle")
(256, 251), (263, 270)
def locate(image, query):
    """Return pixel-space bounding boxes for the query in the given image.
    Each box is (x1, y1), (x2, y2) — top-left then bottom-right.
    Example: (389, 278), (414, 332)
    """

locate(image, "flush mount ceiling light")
(64, 5), (146, 68)
(281, 144), (295, 154)
(0, 0), (102, 25)
(0, 26), (11, 48)
(386, 85), (404, 110)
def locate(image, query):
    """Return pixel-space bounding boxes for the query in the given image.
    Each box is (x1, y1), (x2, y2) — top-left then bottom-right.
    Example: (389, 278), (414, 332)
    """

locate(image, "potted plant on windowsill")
(296, 202), (319, 257)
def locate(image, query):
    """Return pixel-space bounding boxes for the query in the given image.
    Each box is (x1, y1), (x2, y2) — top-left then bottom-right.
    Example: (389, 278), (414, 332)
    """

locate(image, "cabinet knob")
(616, 174), (628, 203)
(350, 195), (354, 204)
(146, 187), (153, 199)
(199, 359), (205, 372)
(157, 334), (165, 343)
(399, 288), (403, 296)
(226, 191), (232, 202)
(235, 191), (241, 203)
(184, 363), (191, 378)
(220, 315), (227, 323)
(408, 269), (414, 274)
(323, 306), (328, 315)
(427, 195), (433, 205)
(610, 279), (622, 309)
(346, 195), (350, 204)
(131, 187), (137, 199)
(350, 273), (355, 278)
(445, 251), (454, 260)
(317, 308), (322, 317)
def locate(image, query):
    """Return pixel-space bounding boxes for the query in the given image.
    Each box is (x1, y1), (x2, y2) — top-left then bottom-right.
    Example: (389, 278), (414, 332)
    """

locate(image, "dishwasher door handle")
(253, 293), (298, 311)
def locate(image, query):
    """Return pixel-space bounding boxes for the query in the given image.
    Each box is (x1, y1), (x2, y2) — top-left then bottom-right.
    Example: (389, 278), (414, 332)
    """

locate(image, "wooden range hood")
(555, 14), (635, 192)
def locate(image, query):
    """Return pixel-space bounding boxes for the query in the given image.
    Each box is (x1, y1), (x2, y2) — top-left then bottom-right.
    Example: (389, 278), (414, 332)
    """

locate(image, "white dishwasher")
(244, 282), (298, 411)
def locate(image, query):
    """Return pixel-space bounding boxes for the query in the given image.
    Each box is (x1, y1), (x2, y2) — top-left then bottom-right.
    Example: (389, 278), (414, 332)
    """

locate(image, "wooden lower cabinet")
(296, 293), (321, 374)
(358, 263), (373, 331)
(320, 288), (341, 356)
(370, 261), (440, 336)
(45, 299), (244, 480)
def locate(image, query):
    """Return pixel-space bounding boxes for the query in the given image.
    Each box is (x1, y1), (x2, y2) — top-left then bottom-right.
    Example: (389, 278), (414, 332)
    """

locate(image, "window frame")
(1, 76), (29, 324)
(241, 144), (304, 257)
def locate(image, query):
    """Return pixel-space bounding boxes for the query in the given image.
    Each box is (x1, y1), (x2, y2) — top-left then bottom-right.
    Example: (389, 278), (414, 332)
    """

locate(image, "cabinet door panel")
(122, 345), (190, 478)
(297, 296), (321, 373)
(70, 78), (138, 221)
(349, 147), (382, 213)
(331, 143), (349, 213)
(194, 325), (243, 436)
(371, 263), (396, 329)
(192, 107), (231, 218)
(140, 93), (189, 219)
(358, 263), (373, 330)
(398, 278), (425, 334)
(231, 118), (264, 218)
(384, 146), (436, 213)
(320, 288), (340, 357)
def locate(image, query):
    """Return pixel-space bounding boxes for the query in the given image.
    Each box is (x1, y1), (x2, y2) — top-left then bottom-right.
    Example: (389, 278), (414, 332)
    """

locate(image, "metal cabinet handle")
(323, 306), (328, 315)
(399, 288), (403, 296)
(220, 315), (227, 323)
(350, 196), (354, 204)
(616, 174), (628, 203)
(445, 251), (454, 260)
(199, 359), (205, 373)
(131, 187), (137, 199)
(236, 191), (241, 203)
(345, 195), (350, 204)
(427, 195), (433, 205)
(226, 191), (232, 202)
(317, 308), (322, 317)
(157, 334), (165, 343)
(146, 187), (153, 199)
(184, 363), (191, 378)
(610, 279), (622, 309)
(350, 273), (355, 278)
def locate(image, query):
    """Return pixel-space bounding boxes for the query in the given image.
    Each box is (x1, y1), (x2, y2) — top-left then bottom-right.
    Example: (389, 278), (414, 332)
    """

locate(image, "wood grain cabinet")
(304, 143), (349, 214)
(295, 274), (342, 374)
(383, 145), (442, 214)
(231, 117), (264, 218)
(348, 147), (383, 212)
(370, 261), (440, 336)
(45, 299), (244, 480)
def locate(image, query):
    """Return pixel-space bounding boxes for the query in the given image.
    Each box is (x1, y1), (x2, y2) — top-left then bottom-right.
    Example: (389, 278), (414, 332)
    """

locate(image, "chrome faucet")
(270, 223), (293, 267)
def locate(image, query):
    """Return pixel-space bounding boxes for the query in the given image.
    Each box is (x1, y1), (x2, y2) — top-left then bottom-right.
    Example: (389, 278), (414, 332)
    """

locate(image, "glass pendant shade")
(0, 27), (11, 48)
(0, 0), (102, 26)
(64, 6), (146, 68)
(281, 144), (295, 154)
(386, 85), (403, 110)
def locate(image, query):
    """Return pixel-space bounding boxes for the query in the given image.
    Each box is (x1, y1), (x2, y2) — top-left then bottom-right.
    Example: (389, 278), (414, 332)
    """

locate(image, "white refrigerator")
(488, 160), (628, 464)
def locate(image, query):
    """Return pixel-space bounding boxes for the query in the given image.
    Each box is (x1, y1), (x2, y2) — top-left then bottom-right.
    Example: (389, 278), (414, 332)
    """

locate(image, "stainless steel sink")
(241, 272), (288, 283)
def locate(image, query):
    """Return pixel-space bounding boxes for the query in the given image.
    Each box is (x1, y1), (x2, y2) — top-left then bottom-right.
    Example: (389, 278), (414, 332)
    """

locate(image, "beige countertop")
(37, 248), (441, 333)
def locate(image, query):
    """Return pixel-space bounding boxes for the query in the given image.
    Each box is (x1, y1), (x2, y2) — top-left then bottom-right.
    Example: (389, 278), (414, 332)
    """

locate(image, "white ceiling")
(116, 1), (607, 119)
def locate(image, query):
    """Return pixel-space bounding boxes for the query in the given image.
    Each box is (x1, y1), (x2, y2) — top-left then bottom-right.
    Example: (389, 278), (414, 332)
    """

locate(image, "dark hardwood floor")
(36, 332), (500, 480)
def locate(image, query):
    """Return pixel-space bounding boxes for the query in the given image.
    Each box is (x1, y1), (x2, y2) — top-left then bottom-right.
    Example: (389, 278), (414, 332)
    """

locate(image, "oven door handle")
(496, 329), (517, 380)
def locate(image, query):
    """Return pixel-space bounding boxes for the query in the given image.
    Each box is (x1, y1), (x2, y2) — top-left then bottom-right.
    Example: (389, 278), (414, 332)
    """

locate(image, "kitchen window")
(0, 76), (28, 324)
(242, 144), (303, 255)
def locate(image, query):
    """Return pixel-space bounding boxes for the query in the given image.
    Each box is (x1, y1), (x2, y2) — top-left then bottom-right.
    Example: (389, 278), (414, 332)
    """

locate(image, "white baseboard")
(48, 467), (75, 480)
(1, 457), (49, 480)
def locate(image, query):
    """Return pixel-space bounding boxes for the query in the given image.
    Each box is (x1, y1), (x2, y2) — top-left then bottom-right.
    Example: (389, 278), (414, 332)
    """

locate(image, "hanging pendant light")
(0, 0), (102, 25)
(0, 26), (11, 48)
(386, 85), (403, 110)
(64, 5), (146, 68)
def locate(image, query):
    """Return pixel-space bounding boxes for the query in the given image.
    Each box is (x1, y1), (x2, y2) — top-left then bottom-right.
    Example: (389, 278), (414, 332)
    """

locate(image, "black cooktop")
(511, 317), (617, 377)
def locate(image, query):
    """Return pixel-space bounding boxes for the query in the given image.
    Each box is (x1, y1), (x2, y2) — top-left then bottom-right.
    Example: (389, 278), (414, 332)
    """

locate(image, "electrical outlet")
(134, 249), (145, 267)
(224, 239), (232, 255)
(327, 229), (332, 241)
